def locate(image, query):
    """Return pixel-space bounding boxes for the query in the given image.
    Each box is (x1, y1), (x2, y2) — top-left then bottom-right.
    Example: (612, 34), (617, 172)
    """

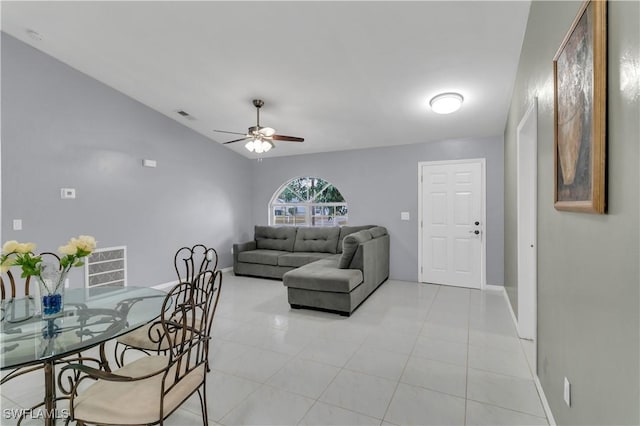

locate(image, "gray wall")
(1, 34), (254, 288)
(250, 137), (504, 284)
(503, 1), (639, 424)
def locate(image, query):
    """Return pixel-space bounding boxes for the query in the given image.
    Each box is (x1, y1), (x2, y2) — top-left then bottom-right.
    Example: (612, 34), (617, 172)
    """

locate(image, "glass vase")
(37, 263), (67, 319)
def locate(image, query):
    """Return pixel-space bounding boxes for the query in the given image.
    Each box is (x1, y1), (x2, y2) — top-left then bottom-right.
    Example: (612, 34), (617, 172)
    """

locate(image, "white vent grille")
(84, 246), (127, 288)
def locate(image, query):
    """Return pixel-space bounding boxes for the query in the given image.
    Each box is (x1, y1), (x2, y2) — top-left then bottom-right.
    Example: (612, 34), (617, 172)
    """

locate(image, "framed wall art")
(553, 0), (607, 213)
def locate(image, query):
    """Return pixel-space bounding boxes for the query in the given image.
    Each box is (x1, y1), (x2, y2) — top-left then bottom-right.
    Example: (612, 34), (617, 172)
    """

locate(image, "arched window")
(270, 177), (348, 227)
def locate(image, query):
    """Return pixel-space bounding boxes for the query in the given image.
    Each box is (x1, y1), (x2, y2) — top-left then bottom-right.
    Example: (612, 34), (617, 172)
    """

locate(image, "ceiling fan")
(214, 99), (304, 153)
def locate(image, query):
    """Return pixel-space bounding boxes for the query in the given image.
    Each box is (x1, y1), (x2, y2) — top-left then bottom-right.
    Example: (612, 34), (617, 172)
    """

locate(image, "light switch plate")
(143, 159), (157, 168)
(401, 212), (410, 221)
(12, 219), (22, 231)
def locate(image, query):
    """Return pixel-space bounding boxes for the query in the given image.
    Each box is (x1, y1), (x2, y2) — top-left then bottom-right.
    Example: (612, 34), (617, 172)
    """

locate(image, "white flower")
(74, 235), (96, 253)
(2, 240), (19, 255)
(59, 243), (78, 256)
(16, 242), (36, 254)
(1, 257), (14, 273)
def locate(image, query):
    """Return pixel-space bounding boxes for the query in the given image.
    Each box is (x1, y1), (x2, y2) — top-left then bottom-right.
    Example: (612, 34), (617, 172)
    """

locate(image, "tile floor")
(1, 273), (548, 425)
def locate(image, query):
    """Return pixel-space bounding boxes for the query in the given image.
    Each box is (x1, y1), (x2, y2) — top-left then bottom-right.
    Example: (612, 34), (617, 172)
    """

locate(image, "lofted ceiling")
(2, 1), (531, 158)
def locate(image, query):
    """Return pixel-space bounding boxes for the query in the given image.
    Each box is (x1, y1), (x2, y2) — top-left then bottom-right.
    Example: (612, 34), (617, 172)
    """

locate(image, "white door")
(517, 99), (538, 342)
(419, 160), (485, 289)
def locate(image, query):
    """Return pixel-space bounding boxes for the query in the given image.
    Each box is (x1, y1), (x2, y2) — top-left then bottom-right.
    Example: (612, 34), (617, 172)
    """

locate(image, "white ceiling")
(2, 1), (531, 159)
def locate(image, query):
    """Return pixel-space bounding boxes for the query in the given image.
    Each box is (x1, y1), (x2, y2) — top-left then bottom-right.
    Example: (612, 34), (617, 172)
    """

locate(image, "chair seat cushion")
(283, 259), (363, 293)
(117, 322), (166, 351)
(117, 318), (200, 351)
(277, 252), (334, 267)
(238, 249), (288, 266)
(73, 356), (205, 425)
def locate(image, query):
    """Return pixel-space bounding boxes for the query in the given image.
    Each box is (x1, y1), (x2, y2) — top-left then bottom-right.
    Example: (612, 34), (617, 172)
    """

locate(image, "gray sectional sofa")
(233, 225), (389, 316)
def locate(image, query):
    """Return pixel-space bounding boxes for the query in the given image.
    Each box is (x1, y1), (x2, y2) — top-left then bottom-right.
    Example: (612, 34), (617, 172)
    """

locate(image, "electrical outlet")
(564, 377), (571, 407)
(64, 278), (70, 289)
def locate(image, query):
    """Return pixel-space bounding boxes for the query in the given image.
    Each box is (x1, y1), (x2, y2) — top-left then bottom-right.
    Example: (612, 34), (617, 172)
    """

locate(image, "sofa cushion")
(283, 258), (363, 293)
(238, 249), (288, 266)
(278, 252), (335, 268)
(255, 226), (296, 252)
(293, 227), (340, 253)
(368, 226), (388, 239)
(337, 225), (375, 253)
(338, 230), (373, 269)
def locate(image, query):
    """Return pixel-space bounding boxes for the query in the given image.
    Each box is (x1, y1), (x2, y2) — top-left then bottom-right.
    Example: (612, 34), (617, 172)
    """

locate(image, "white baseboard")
(152, 267), (232, 289)
(495, 285), (556, 426)
(502, 287), (520, 336)
(484, 284), (504, 292)
(534, 374), (557, 425)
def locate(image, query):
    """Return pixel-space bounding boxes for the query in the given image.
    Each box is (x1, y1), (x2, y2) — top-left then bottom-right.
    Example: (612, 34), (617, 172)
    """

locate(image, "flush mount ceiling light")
(429, 92), (464, 114)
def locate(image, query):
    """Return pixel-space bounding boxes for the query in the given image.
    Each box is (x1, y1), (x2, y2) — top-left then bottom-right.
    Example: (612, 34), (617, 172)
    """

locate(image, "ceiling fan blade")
(223, 137), (250, 145)
(214, 129), (247, 136)
(271, 134), (304, 142)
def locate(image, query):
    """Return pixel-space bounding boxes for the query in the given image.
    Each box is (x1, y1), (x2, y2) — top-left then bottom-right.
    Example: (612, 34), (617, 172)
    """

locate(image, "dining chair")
(62, 269), (222, 426)
(113, 244), (218, 367)
(174, 244), (218, 284)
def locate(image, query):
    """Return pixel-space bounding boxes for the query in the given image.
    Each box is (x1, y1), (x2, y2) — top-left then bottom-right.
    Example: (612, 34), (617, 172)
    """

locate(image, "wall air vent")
(84, 246), (127, 289)
(176, 110), (196, 120)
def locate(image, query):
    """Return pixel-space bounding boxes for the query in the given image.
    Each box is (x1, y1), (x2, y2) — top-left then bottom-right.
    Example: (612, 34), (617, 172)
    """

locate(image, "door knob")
(469, 230), (480, 235)
(474, 221), (480, 226)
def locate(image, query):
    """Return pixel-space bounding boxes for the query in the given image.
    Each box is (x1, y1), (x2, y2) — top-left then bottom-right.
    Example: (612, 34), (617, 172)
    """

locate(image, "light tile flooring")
(1, 273), (548, 425)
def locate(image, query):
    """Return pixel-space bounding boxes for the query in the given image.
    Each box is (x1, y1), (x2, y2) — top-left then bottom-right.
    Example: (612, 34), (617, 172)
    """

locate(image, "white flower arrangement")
(1, 235), (97, 293)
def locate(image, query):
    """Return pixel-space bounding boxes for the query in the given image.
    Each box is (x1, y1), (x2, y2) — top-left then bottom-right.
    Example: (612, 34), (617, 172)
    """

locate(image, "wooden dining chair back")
(174, 244), (218, 284)
(63, 270), (222, 426)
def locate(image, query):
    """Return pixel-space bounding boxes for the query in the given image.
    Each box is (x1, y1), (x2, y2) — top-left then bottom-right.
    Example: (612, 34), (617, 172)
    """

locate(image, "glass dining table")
(0, 285), (167, 425)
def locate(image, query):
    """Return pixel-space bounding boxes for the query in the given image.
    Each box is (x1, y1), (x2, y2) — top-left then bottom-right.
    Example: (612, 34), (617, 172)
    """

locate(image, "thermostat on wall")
(61, 188), (76, 199)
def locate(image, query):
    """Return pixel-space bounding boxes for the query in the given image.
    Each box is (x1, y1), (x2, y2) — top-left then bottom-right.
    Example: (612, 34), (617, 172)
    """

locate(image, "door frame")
(516, 98), (538, 342)
(418, 158), (487, 289)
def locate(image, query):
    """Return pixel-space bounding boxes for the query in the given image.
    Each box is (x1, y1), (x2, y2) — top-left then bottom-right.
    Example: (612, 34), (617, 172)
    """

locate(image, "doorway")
(516, 99), (538, 345)
(418, 159), (486, 289)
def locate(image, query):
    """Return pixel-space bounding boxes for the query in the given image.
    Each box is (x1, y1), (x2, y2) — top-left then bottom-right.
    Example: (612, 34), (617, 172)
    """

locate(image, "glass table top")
(0, 286), (167, 369)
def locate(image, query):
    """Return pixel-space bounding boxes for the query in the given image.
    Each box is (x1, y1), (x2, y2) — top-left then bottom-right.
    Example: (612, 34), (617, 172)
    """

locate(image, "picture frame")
(553, 0), (607, 213)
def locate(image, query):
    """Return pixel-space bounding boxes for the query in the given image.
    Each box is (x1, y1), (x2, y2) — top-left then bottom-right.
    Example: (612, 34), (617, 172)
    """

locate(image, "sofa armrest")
(233, 241), (257, 274)
(349, 235), (390, 287)
(234, 241), (257, 254)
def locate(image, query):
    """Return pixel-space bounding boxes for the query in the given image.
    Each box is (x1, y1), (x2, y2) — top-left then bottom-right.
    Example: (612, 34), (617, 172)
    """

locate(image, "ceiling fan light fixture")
(218, 99), (304, 150)
(245, 138), (274, 154)
(260, 127), (276, 137)
(430, 92), (464, 114)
